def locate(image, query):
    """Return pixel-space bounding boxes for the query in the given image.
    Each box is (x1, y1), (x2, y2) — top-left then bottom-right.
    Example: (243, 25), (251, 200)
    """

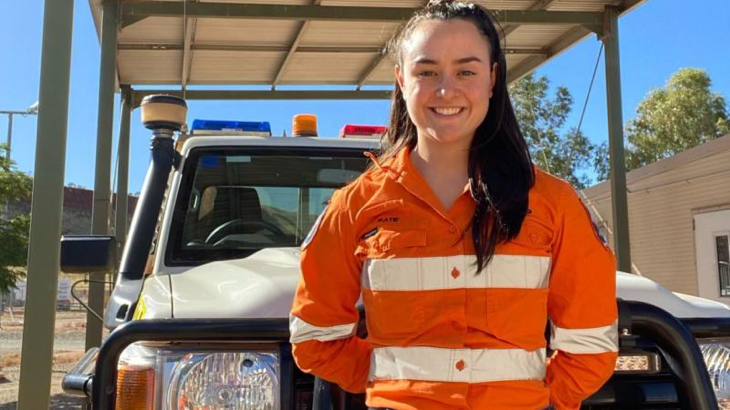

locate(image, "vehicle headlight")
(699, 339), (730, 409)
(116, 343), (279, 410)
(168, 352), (278, 409)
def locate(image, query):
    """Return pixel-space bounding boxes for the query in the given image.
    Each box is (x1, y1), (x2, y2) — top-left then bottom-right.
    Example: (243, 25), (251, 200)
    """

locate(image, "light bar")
(339, 124), (386, 139)
(191, 119), (272, 136)
(613, 352), (661, 373)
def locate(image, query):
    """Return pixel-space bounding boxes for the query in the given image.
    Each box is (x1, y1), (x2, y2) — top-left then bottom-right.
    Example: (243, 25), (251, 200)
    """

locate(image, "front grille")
(293, 368), (314, 410)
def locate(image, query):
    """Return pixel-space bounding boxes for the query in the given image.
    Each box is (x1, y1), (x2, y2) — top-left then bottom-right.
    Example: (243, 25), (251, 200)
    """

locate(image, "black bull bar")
(65, 301), (729, 409)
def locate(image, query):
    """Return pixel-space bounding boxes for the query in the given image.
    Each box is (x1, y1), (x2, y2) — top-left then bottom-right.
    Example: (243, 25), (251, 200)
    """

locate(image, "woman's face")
(396, 19), (497, 148)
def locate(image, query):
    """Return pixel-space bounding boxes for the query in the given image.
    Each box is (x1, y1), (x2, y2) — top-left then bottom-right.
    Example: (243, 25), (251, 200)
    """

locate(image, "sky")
(1, 0), (729, 193)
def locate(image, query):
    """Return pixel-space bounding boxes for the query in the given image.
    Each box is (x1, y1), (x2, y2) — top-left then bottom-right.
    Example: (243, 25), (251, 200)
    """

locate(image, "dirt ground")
(0, 310), (90, 409)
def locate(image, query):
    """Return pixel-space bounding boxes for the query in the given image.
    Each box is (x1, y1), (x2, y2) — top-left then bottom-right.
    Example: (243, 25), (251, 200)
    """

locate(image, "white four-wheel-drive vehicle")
(61, 96), (730, 410)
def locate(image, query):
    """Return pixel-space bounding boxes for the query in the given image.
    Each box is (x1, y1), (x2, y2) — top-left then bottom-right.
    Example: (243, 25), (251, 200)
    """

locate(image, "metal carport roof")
(86, 0), (645, 92)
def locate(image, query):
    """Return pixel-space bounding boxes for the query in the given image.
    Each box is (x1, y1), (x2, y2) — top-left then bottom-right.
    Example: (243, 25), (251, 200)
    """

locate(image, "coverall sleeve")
(289, 189), (372, 393)
(545, 185), (619, 410)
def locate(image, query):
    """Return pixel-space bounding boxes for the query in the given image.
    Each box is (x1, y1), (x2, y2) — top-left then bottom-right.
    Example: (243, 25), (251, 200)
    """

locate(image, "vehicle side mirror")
(60, 235), (116, 273)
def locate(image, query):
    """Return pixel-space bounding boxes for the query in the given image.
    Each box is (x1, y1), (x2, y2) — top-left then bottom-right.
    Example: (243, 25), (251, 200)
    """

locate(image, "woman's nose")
(436, 79), (456, 98)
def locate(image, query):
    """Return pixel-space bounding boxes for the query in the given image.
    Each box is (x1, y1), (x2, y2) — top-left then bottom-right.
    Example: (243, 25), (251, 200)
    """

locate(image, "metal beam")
(619, 0), (648, 15)
(181, 2), (198, 90)
(501, 0), (559, 39)
(354, 0), (558, 89)
(88, 0), (118, 351)
(131, 89), (392, 107)
(491, 9), (602, 29)
(118, 43), (544, 56)
(121, 2), (603, 27)
(506, 55), (548, 84)
(120, 43), (382, 53)
(272, 0), (321, 90)
(503, 2), (646, 83)
(602, 7), (632, 272)
(356, 51), (388, 90)
(271, 23), (309, 88)
(115, 86), (132, 255)
(506, 25), (592, 83)
(356, 0), (429, 90)
(17, 0), (74, 408)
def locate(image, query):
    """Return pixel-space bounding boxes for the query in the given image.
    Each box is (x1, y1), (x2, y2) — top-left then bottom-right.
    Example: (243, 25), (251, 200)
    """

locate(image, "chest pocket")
(354, 199), (427, 259)
(509, 216), (554, 252)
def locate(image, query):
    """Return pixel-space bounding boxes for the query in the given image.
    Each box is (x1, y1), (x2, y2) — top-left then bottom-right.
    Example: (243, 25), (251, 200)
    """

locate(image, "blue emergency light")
(191, 119), (272, 135)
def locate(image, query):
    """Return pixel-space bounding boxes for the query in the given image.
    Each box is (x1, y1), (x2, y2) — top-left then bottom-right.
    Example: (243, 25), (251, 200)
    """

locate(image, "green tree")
(592, 143), (611, 183)
(594, 68), (730, 181)
(510, 74), (596, 188)
(0, 144), (33, 293)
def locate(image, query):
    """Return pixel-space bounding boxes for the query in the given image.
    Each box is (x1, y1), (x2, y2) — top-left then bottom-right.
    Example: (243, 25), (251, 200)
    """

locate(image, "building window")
(717, 235), (730, 297)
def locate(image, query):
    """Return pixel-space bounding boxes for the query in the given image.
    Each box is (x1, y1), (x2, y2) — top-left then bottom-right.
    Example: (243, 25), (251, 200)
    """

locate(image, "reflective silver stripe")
(550, 320), (619, 353)
(362, 255), (551, 291)
(289, 314), (357, 344)
(369, 346), (546, 383)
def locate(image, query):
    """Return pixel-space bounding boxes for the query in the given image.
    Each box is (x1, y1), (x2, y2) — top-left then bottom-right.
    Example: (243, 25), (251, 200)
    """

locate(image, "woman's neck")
(410, 139), (470, 181)
(410, 138), (471, 210)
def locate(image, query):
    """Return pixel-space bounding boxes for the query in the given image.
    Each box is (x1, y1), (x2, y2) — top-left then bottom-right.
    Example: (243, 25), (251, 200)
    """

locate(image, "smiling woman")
(289, 1), (619, 409)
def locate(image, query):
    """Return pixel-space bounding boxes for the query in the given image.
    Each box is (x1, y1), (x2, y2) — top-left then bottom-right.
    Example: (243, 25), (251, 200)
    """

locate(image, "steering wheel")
(205, 219), (286, 245)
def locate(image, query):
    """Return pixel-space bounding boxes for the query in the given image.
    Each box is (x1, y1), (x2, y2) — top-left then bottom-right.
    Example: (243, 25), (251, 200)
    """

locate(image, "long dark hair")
(381, 0), (535, 272)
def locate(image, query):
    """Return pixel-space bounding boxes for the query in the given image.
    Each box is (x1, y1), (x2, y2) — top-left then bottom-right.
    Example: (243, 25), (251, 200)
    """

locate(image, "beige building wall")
(582, 134), (730, 297)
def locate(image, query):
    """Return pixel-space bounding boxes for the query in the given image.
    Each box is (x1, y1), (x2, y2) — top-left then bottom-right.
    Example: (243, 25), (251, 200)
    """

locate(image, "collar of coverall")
(364, 148), (473, 216)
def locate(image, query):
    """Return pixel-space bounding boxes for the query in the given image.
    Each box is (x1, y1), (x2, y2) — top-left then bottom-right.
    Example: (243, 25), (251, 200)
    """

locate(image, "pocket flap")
(356, 228), (427, 257)
(380, 229), (427, 251)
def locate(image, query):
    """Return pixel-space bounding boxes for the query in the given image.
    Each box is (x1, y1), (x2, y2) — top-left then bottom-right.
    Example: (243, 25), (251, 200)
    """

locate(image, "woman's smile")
(429, 106), (465, 116)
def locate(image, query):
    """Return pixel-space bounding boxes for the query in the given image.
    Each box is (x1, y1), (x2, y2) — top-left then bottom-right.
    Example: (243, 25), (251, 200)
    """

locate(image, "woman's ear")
(489, 62), (498, 98)
(395, 64), (407, 100)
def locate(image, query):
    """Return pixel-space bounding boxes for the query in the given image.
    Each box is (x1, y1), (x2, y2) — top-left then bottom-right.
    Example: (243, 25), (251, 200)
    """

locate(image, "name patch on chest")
(377, 217), (399, 223)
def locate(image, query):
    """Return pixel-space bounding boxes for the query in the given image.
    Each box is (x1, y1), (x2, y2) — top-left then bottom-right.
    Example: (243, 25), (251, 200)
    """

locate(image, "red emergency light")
(339, 124), (387, 139)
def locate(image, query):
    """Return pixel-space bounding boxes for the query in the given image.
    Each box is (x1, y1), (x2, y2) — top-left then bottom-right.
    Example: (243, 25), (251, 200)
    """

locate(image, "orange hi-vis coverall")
(290, 147), (618, 410)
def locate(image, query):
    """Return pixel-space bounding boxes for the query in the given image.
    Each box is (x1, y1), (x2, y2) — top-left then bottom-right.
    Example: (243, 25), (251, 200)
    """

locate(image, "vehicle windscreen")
(166, 146), (370, 266)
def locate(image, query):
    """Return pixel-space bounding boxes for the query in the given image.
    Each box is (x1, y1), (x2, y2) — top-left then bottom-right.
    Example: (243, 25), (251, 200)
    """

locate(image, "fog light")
(614, 352), (660, 373)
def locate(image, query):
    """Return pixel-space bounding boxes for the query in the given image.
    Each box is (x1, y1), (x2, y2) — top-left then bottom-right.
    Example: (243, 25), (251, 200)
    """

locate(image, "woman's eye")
(417, 71), (437, 78)
(460, 70), (476, 77)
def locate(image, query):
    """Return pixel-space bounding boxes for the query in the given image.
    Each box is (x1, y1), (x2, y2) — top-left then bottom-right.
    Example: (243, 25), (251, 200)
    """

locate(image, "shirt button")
(529, 233), (538, 242)
(451, 267), (461, 279)
(452, 321), (464, 331)
(455, 359), (466, 371)
(449, 225), (457, 234)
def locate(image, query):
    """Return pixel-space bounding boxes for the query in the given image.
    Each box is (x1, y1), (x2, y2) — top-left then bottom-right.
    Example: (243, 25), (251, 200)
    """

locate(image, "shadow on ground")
(0, 394), (87, 409)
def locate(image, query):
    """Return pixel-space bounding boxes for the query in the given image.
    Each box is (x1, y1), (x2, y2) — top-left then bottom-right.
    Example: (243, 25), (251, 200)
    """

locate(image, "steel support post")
(5, 113), (12, 161)
(16, 0), (74, 408)
(115, 87), (131, 256)
(602, 7), (632, 272)
(87, 0), (118, 350)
